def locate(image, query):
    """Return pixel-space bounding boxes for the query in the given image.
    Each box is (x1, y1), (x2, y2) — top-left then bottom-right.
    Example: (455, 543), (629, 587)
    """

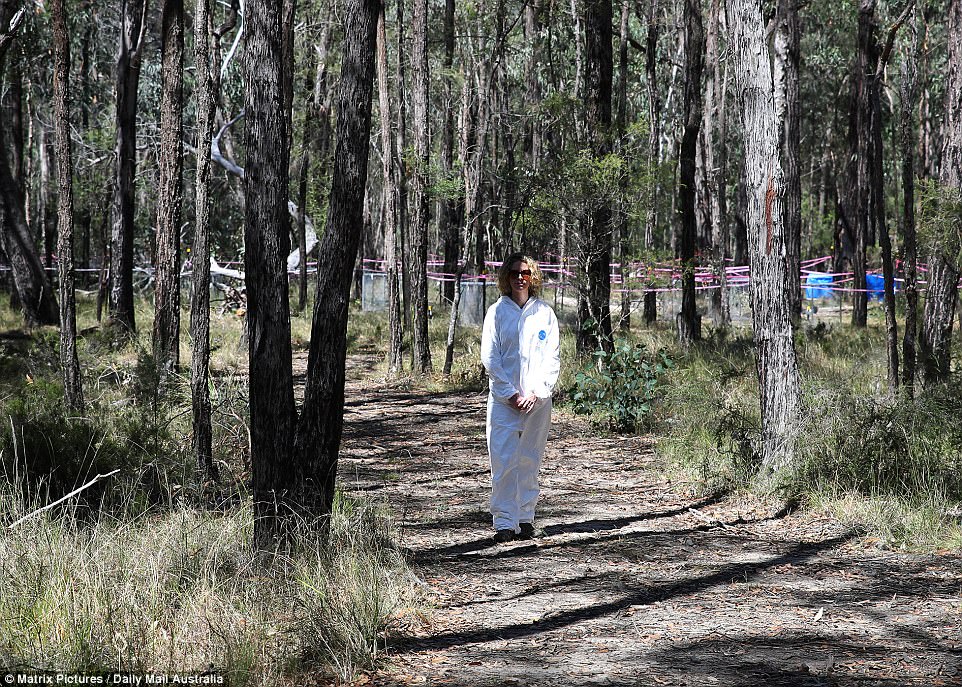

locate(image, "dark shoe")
(493, 529), (515, 544)
(518, 522), (536, 540)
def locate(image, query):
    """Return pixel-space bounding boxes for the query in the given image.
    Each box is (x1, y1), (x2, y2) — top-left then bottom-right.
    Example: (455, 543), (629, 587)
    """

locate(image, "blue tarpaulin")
(865, 273), (901, 300)
(805, 273), (834, 300)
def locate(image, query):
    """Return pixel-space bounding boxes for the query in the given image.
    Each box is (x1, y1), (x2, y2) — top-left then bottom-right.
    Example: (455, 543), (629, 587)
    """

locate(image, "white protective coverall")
(480, 295), (561, 532)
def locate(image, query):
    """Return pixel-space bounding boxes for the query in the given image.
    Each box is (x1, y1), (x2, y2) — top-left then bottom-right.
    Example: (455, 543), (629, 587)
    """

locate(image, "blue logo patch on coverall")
(539, 330), (546, 340)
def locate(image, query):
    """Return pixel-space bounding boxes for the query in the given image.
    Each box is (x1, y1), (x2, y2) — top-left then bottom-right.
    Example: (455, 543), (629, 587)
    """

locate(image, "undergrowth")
(653, 318), (962, 551)
(0, 487), (417, 684)
(0, 295), (419, 682)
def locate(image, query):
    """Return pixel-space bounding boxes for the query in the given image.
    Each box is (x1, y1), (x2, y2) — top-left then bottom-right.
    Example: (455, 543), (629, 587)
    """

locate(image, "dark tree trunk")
(728, 0), (801, 475)
(79, 18), (93, 276)
(643, 0), (660, 322)
(40, 130), (55, 268)
(377, 0), (403, 375)
(190, 0), (224, 484)
(395, 0), (411, 331)
(154, 0), (185, 380)
(873, 4), (914, 393)
(440, 0), (460, 303)
(245, 0), (297, 550)
(920, 0), (962, 386)
(293, 0), (378, 520)
(300, 13), (334, 313)
(52, 0), (84, 412)
(775, 0), (801, 322)
(109, 0), (148, 333)
(2, 60), (25, 206)
(579, 0), (614, 354)
(845, 0), (882, 329)
(616, 0), (630, 332)
(524, 0), (543, 168)
(677, 0), (703, 346)
(410, 0), (432, 373)
(444, 3), (505, 373)
(900, 6), (920, 395)
(0, 5), (58, 328)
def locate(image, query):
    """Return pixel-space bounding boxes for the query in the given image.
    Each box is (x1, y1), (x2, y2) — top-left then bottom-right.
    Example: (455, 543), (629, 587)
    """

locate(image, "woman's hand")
(516, 393), (538, 413)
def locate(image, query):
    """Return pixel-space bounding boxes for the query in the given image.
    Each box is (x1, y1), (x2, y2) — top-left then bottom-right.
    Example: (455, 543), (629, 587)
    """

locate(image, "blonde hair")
(497, 252), (543, 298)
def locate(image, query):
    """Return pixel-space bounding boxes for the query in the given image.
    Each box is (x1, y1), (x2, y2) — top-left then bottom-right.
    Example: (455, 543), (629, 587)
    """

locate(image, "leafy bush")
(0, 372), (184, 511)
(569, 338), (673, 432)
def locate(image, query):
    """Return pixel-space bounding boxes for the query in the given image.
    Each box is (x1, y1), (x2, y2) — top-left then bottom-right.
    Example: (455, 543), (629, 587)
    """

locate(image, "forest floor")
(324, 354), (962, 687)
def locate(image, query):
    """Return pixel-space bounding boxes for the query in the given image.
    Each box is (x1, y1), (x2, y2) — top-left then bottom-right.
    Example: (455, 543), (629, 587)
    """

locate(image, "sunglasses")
(509, 270), (532, 281)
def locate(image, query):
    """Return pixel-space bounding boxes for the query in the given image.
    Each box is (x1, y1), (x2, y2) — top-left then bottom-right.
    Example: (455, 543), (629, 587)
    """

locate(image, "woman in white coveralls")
(481, 253), (561, 544)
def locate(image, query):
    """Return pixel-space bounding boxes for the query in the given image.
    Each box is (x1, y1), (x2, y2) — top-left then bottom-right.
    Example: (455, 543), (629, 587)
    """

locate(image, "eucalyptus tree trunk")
(377, 1), (403, 375)
(0, 4), (58, 328)
(109, 0), (148, 333)
(728, 0), (801, 476)
(293, 0), (378, 521)
(616, 0), (630, 332)
(245, 0), (297, 550)
(440, 0), (460, 303)
(395, 0), (411, 330)
(79, 21), (93, 274)
(579, 0), (614, 354)
(704, 0), (729, 331)
(524, 0), (543, 168)
(873, 3), (915, 393)
(920, 0), (962, 387)
(52, 0), (84, 412)
(677, 0), (703, 346)
(154, 0), (185, 380)
(643, 0), (660, 325)
(190, 0), (226, 483)
(900, 6), (920, 395)
(774, 0), (801, 322)
(571, 0), (585, 103)
(845, 0), (882, 329)
(39, 131), (54, 268)
(444, 11), (501, 375)
(297, 13), (334, 313)
(410, 0), (433, 373)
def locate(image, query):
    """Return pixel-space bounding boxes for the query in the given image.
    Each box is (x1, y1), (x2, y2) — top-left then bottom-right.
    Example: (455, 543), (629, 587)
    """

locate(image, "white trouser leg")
(487, 396), (522, 531)
(516, 397), (551, 524)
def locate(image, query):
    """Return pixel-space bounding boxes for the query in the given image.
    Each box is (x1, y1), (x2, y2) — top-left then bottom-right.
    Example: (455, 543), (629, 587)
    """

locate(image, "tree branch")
(876, 0), (915, 79)
(0, 4), (28, 55)
(209, 110), (318, 269)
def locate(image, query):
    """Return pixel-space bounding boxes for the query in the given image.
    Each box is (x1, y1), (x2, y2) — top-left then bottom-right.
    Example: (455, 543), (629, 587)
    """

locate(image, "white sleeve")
(481, 305), (519, 402)
(537, 308), (561, 398)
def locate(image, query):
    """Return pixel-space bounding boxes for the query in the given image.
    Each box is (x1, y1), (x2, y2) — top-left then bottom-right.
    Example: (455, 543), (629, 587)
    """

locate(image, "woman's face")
(509, 260), (531, 299)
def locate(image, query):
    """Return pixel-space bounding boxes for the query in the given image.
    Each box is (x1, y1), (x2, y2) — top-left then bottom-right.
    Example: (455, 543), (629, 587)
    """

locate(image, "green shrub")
(569, 338), (673, 432)
(793, 383), (962, 499)
(0, 373), (185, 512)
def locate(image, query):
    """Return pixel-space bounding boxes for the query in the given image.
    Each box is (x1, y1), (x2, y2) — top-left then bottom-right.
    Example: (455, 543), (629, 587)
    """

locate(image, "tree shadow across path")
(332, 357), (962, 687)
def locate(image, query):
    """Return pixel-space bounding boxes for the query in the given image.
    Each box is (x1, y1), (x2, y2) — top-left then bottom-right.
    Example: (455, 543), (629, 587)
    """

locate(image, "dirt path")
(335, 356), (962, 687)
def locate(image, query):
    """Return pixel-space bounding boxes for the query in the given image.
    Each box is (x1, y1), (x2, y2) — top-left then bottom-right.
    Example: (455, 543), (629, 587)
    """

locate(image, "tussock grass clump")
(0, 491), (419, 684)
(295, 496), (415, 682)
(1, 375), (181, 510)
(794, 383), (962, 498)
(654, 330), (761, 490)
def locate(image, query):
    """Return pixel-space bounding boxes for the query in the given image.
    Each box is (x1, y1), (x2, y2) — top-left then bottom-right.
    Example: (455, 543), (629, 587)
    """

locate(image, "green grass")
(0, 486), (417, 683)
(645, 315), (962, 551)
(0, 291), (421, 683)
